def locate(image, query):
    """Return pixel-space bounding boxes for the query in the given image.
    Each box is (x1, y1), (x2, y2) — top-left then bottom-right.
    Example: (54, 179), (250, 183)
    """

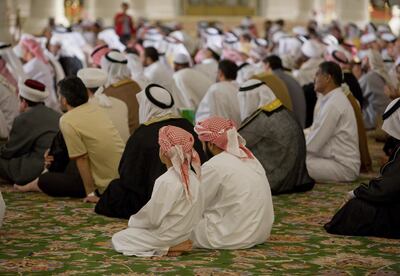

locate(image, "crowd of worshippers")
(0, 12), (400, 255)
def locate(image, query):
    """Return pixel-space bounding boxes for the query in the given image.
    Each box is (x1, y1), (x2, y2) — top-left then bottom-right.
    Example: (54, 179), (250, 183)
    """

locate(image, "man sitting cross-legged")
(191, 116), (274, 249)
(112, 126), (202, 257)
(15, 77), (125, 202)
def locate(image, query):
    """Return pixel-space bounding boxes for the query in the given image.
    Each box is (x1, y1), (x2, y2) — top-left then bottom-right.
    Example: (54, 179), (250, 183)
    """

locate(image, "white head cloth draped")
(100, 51), (132, 86)
(77, 68), (111, 107)
(301, 39), (324, 58)
(136, 83), (175, 124)
(366, 49), (394, 87)
(0, 42), (25, 81)
(238, 79), (277, 122)
(382, 97), (400, 140)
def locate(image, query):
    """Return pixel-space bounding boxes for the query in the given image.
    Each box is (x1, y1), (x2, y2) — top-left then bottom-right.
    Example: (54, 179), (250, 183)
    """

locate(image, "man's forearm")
(75, 155), (96, 195)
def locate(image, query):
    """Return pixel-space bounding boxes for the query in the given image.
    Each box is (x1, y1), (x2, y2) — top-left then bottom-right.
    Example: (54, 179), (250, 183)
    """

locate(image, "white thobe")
(23, 58), (60, 112)
(112, 168), (202, 256)
(144, 61), (173, 91)
(0, 83), (19, 138)
(194, 58), (218, 82)
(293, 58), (324, 86)
(196, 81), (241, 125)
(88, 97), (130, 143)
(306, 87), (360, 182)
(172, 68), (214, 110)
(191, 152), (274, 249)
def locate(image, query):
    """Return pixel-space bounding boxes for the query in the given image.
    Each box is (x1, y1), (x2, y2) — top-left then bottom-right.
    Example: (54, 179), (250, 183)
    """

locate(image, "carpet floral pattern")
(0, 142), (399, 274)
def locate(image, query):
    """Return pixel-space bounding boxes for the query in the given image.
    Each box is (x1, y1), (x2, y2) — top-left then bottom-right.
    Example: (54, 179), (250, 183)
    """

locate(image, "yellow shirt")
(60, 103), (125, 193)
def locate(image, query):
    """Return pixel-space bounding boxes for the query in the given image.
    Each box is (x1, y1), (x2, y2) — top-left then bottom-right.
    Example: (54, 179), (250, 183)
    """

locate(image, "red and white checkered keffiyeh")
(20, 38), (48, 64)
(194, 116), (254, 160)
(158, 125), (201, 200)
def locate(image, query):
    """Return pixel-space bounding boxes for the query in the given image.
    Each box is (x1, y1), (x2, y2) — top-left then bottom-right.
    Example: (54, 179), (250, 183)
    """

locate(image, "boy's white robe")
(112, 168), (202, 257)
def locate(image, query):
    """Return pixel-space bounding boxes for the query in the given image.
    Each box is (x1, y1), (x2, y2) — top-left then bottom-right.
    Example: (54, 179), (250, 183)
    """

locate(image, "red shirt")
(114, 12), (135, 37)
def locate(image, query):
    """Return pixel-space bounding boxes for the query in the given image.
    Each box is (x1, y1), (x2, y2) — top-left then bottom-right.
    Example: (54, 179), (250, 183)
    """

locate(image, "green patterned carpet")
(0, 141), (399, 275)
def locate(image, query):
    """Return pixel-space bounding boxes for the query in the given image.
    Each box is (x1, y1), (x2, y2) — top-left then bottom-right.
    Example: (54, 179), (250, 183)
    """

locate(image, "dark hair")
(218, 59), (238, 80)
(19, 96), (42, 107)
(144, 47), (159, 62)
(275, 19), (285, 27)
(264, 55), (283, 70)
(319, 61), (343, 86)
(58, 76), (88, 107)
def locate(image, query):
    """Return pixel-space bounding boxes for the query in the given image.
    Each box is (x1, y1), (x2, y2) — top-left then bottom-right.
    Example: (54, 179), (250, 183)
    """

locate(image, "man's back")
(60, 103), (124, 193)
(196, 81), (241, 125)
(0, 105), (60, 184)
(273, 69), (306, 128)
(192, 151), (274, 249)
(173, 67), (214, 109)
(104, 79), (141, 133)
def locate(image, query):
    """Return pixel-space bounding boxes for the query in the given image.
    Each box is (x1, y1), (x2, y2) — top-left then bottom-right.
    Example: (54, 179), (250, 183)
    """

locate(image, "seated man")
(192, 117), (274, 249)
(15, 77), (125, 202)
(0, 79), (60, 185)
(112, 126), (202, 257)
(95, 84), (206, 219)
(238, 79), (314, 194)
(196, 59), (241, 125)
(324, 97), (400, 238)
(306, 62), (360, 183)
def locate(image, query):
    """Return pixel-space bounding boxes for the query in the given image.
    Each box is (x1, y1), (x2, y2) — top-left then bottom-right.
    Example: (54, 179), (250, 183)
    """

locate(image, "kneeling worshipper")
(15, 77), (125, 202)
(196, 59), (241, 125)
(77, 68), (130, 142)
(101, 51), (142, 134)
(238, 79), (315, 194)
(324, 97), (400, 238)
(112, 126), (202, 257)
(306, 62), (360, 183)
(191, 117), (274, 249)
(0, 79), (60, 185)
(95, 84), (206, 219)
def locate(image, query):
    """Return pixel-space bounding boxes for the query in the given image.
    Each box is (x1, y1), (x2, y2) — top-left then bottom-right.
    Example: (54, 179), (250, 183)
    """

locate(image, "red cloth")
(114, 12), (135, 37)
(195, 116), (254, 160)
(91, 45), (110, 67)
(21, 38), (48, 64)
(158, 126), (201, 200)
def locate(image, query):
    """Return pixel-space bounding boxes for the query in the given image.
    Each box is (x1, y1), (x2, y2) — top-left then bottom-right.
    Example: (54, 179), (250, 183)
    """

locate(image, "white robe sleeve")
(306, 104), (340, 155)
(128, 174), (181, 229)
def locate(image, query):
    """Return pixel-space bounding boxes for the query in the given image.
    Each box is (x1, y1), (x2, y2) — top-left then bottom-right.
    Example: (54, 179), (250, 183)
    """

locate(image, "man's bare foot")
(166, 240), (192, 257)
(13, 178), (41, 192)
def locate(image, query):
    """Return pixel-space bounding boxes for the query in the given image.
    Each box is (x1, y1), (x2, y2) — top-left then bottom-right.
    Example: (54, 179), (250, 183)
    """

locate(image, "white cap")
(301, 40), (324, 58)
(77, 68), (107, 88)
(292, 26), (308, 36)
(174, 53), (190, 64)
(207, 43), (222, 57)
(360, 33), (377, 45)
(104, 51), (128, 64)
(381, 32), (397, 42)
(19, 79), (49, 102)
(322, 34), (339, 46)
